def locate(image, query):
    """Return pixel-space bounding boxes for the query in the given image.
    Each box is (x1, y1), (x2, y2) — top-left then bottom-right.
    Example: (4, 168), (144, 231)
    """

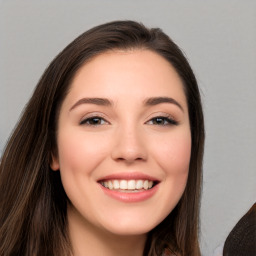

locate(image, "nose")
(111, 126), (147, 164)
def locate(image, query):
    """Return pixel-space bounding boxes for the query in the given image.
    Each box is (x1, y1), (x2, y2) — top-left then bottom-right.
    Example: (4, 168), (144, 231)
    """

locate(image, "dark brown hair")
(223, 203), (256, 256)
(0, 20), (204, 256)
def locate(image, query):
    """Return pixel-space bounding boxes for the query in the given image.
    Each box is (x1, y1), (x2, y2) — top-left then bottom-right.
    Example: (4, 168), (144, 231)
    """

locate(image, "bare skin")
(68, 205), (146, 256)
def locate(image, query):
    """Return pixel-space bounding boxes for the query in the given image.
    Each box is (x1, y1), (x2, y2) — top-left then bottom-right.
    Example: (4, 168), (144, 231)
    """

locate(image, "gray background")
(0, 1), (255, 255)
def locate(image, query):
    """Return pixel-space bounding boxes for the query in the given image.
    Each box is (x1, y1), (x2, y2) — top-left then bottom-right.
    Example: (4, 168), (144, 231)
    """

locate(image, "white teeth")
(143, 180), (149, 189)
(108, 180), (113, 190)
(136, 180), (143, 189)
(128, 180), (136, 190)
(120, 180), (128, 189)
(102, 179), (154, 191)
(113, 180), (119, 189)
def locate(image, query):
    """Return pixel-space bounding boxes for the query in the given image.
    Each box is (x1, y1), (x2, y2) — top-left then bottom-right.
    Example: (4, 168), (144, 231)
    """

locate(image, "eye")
(80, 116), (109, 126)
(147, 116), (178, 126)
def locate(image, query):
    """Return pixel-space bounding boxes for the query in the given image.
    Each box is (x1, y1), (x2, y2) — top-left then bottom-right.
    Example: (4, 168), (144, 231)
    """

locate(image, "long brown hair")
(0, 20), (204, 256)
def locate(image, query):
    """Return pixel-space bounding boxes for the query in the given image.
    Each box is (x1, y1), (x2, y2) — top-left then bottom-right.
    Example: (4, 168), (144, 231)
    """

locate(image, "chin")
(99, 212), (163, 236)
(105, 224), (153, 236)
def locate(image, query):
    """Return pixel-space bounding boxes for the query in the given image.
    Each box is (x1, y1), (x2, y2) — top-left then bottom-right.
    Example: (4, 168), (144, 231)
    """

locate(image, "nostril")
(115, 156), (146, 163)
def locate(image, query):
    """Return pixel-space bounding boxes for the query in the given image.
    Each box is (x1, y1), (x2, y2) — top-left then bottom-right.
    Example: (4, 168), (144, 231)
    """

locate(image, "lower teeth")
(102, 185), (150, 192)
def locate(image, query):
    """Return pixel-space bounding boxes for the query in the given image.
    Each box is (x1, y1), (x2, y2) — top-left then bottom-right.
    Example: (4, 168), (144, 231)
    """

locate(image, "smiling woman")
(0, 21), (204, 256)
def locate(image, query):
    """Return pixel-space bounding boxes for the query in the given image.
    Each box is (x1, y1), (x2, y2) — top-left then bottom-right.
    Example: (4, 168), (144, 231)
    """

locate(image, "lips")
(97, 172), (160, 202)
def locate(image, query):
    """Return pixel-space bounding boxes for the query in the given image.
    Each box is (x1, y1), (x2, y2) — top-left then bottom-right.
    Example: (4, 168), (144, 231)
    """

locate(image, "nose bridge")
(111, 120), (147, 162)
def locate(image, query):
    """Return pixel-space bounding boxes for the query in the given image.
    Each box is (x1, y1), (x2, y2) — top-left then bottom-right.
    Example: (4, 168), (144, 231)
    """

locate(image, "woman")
(0, 20), (204, 256)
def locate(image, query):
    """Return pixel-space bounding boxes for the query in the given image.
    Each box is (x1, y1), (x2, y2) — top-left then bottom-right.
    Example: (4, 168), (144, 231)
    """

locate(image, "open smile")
(97, 173), (160, 202)
(100, 179), (156, 192)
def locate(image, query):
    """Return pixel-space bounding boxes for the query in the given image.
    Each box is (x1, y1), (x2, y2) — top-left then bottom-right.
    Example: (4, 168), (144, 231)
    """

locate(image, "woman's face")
(51, 49), (191, 236)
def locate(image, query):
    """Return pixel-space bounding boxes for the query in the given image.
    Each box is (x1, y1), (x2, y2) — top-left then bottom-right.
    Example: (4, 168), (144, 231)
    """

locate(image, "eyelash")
(80, 116), (108, 126)
(147, 116), (178, 126)
(80, 115), (178, 126)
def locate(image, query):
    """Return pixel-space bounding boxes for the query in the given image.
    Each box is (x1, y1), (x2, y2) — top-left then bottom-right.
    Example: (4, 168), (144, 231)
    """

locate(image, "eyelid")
(79, 112), (110, 125)
(145, 113), (178, 126)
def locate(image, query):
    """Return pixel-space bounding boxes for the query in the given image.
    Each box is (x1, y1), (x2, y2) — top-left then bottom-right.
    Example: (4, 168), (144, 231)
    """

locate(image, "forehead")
(66, 49), (187, 108)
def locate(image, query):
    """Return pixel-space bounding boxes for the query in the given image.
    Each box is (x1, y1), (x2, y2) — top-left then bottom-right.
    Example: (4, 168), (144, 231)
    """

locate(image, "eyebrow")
(70, 97), (112, 111)
(144, 97), (184, 112)
(69, 96), (184, 112)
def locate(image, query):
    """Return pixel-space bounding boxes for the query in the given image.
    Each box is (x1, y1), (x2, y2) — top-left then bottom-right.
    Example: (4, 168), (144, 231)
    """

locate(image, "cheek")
(154, 130), (191, 176)
(56, 130), (109, 176)
(152, 130), (191, 217)
(56, 131), (111, 213)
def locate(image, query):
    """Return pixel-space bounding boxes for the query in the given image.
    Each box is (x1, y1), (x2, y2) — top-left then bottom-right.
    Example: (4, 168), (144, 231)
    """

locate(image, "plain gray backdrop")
(0, 1), (255, 255)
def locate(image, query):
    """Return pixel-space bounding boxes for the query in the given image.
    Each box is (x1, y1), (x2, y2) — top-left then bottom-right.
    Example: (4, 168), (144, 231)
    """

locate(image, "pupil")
(92, 118), (100, 124)
(155, 118), (163, 124)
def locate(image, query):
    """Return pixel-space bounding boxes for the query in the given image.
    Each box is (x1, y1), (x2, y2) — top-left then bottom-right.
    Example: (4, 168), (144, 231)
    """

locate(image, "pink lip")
(97, 172), (160, 203)
(99, 183), (159, 203)
(97, 172), (159, 182)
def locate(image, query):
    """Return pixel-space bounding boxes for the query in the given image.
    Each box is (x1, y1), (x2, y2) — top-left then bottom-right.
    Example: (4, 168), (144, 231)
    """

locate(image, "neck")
(67, 205), (147, 256)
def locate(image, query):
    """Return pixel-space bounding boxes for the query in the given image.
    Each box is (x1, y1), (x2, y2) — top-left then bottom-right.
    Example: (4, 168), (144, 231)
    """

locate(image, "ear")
(50, 153), (60, 171)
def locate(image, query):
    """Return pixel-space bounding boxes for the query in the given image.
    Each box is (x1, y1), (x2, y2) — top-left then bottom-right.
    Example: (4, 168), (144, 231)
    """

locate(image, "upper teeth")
(101, 180), (154, 190)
